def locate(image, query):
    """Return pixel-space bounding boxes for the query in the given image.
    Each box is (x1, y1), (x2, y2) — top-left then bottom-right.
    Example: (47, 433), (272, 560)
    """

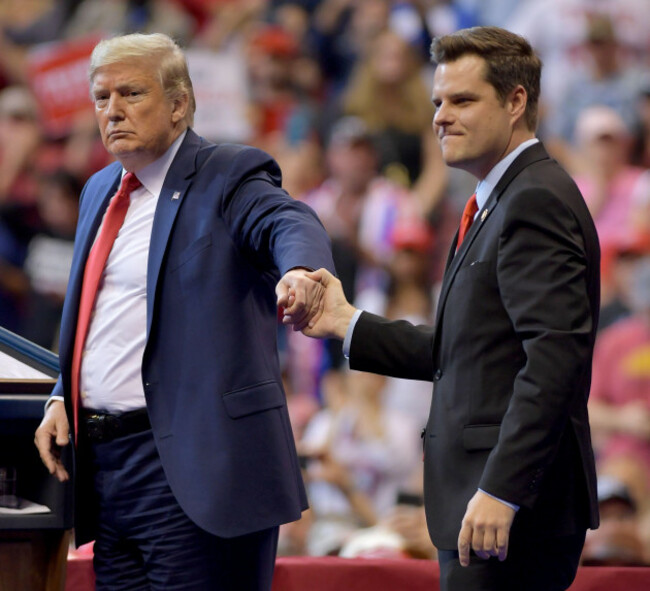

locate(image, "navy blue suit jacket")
(52, 130), (335, 543)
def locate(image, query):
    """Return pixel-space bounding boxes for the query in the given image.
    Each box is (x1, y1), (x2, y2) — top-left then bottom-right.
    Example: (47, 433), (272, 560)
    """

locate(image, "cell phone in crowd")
(395, 491), (425, 507)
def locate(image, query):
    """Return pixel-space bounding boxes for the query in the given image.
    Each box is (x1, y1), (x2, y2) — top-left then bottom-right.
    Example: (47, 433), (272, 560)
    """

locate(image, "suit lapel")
(74, 167), (122, 274)
(59, 165), (122, 371)
(433, 143), (550, 342)
(145, 130), (202, 337)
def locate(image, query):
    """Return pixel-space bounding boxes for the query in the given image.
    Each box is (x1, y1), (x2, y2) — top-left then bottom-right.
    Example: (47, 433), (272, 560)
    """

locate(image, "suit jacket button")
(434, 369), (443, 381)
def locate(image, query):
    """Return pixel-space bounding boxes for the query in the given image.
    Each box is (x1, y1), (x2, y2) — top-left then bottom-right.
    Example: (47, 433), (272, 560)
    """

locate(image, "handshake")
(275, 268), (356, 341)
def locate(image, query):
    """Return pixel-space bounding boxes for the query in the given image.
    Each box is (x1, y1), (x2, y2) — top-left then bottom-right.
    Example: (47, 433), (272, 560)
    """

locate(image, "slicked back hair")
(430, 26), (542, 131)
(89, 32), (195, 127)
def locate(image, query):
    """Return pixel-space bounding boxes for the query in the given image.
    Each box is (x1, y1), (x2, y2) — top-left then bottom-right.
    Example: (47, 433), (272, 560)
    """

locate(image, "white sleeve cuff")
(478, 488), (520, 512)
(45, 395), (65, 413)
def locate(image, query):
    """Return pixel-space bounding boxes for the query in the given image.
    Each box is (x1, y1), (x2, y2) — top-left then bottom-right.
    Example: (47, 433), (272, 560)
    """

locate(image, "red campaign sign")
(27, 35), (102, 137)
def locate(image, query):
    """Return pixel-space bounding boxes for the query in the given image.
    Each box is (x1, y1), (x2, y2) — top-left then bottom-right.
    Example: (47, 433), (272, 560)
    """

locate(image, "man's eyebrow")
(432, 91), (480, 105)
(95, 80), (147, 91)
(116, 81), (146, 90)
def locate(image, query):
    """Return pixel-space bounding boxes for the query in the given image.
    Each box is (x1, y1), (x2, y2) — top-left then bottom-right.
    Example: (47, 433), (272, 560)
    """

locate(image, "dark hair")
(430, 26), (542, 131)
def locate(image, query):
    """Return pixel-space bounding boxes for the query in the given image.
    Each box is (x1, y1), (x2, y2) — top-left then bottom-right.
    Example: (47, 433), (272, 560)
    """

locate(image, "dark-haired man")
(297, 26), (600, 591)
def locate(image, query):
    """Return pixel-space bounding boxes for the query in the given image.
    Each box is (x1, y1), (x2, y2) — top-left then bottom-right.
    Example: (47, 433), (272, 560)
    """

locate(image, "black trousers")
(438, 530), (586, 591)
(89, 428), (279, 591)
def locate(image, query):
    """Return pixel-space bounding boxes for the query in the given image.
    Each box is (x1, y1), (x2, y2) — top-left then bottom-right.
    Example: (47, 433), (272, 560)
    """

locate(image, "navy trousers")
(89, 428), (279, 591)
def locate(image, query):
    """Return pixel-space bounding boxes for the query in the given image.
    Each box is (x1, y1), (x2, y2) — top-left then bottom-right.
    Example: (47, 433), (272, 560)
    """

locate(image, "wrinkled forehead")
(91, 55), (160, 84)
(90, 60), (164, 96)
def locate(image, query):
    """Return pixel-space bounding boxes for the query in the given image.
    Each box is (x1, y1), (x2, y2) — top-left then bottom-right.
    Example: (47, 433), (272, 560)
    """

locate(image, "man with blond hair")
(35, 33), (334, 590)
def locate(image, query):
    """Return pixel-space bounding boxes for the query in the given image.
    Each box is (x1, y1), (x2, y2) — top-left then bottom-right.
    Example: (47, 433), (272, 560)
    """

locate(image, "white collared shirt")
(474, 138), (539, 217)
(78, 131), (187, 413)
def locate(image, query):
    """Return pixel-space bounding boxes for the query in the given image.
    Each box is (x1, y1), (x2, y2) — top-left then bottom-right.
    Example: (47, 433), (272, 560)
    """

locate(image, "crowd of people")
(2, 0), (650, 567)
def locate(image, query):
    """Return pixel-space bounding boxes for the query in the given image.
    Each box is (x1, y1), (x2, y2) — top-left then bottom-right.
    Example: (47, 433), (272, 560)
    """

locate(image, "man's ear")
(508, 85), (528, 126)
(171, 92), (189, 124)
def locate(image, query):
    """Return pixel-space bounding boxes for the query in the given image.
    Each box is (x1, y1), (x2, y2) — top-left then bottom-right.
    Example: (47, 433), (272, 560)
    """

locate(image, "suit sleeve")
(478, 186), (596, 509)
(220, 146), (335, 275)
(349, 311), (435, 381)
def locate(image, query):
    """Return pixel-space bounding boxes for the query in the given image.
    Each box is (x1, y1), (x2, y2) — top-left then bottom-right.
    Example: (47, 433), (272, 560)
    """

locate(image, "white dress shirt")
(52, 131), (187, 413)
(473, 138), (539, 218)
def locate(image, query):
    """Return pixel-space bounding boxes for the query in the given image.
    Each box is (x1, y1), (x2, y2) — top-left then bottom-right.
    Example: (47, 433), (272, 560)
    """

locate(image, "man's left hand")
(457, 490), (515, 567)
(276, 268), (325, 331)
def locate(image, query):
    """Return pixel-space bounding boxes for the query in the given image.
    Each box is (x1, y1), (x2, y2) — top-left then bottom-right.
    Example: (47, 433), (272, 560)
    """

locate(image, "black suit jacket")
(349, 143), (600, 550)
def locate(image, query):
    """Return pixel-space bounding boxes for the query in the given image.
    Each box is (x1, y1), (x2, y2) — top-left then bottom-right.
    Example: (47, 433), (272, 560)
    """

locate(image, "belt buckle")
(85, 414), (104, 441)
(86, 413), (116, 442)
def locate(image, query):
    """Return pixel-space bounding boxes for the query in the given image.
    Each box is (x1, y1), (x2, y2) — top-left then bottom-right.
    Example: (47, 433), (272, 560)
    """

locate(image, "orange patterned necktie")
(456, 193), (478, 251)
(70, 172), (142, 441)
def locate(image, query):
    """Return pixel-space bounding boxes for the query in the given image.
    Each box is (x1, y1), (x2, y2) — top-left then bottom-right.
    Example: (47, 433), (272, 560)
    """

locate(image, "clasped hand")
(277, 268), (356, 339)
(276, 268), (328, 332)
(280, 268), (356, 340)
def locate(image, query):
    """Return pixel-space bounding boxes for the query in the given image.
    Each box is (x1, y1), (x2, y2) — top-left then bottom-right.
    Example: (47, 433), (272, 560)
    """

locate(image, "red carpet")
(66, 549), (650, 591)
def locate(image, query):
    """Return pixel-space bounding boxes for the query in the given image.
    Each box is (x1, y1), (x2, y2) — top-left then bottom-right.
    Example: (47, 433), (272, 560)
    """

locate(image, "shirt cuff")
(342, 309), (363, 359)
(478, 488), (519, 512)
(45, 395), (65, 413)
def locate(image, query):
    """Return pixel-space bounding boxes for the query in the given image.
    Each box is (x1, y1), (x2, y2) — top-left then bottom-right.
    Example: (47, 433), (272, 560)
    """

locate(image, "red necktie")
(457, 193), (478, 251)
(70, 172), (141, 441)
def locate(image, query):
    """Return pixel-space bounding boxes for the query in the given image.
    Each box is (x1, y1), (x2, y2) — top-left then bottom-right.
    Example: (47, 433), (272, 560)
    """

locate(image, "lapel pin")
(481, 209), (488, 222)
(172, 191), (181, 201)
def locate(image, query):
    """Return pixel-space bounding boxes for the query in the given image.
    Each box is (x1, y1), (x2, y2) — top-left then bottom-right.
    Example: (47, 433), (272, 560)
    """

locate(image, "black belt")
(81, 408), (151, 442)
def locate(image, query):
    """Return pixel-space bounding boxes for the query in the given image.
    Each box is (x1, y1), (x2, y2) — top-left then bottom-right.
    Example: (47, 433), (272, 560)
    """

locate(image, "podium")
(0, 327), (72, 591)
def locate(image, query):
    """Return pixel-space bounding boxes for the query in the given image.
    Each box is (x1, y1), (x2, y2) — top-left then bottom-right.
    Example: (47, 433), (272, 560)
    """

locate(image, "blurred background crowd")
(1, 0), (650, 567)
